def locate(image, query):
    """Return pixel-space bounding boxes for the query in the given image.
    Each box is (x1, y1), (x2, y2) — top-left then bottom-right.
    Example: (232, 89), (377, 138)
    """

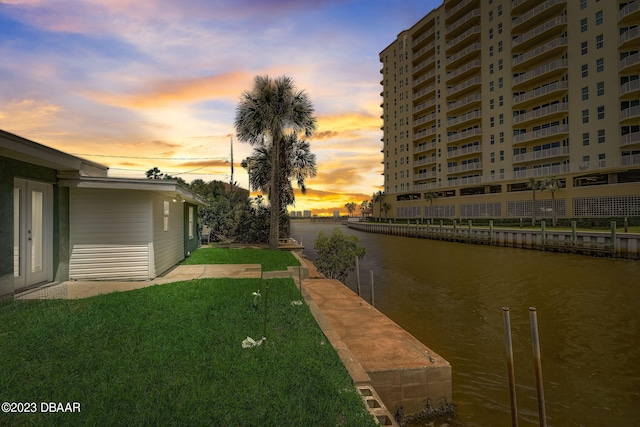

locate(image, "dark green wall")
(184, 203), (199, 256)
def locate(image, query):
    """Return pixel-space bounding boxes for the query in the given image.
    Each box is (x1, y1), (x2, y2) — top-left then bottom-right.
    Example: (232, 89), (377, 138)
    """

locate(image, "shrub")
(314, 228), (366, 282)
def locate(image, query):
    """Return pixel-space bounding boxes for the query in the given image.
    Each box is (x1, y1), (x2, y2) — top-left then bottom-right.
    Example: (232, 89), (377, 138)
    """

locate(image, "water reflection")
(292, 221), (640, 427)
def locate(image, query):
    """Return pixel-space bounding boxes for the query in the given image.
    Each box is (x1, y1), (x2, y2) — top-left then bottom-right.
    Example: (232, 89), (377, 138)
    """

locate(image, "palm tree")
(241, 134), (317, 208)
(542, 176), (561, 227)
(372, 191), (385, 219)
(145, 167), (164, 180)
(381, 202), (391, 219)
(424, 191), (439, 224)
(360, 200), (370, 218)
(527, 178), (543, 226)
(235, 75), (317, 249)
(344, 202), (357, 218)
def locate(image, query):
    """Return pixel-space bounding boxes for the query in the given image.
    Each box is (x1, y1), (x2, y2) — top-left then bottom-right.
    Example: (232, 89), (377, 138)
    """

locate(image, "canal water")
(291, 221), (640, 427)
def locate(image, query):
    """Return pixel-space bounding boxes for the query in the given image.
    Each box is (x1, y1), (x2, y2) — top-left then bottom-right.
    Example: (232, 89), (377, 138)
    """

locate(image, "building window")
(498, 77), (503, 88)
(581, 18), (588, 32)
(499, 113), (504, 125)
(490, 99), (495, 110)
(498, 23), (503, 34)
(489, 63), (494, 74)
(580, 0), (587, 10)
(596, 58), (604, 72)
(489, 28), (494, 39)
(582, 132), (590, 146)
(489, 81), (494, 92)
(582, 86), (589, 100)
(596, 34), (603, 49)
(490, 134), (495, 145)
(498, 59), (503, 70)
(581, 41), (588, 55)
(499, 96), (504, 107)
(595, 10), (603, 25)
(163, 200), (170, 232)
(489, 10), (493, 21)
(490, 117), (495, 127)
(498, 41), (503, 52)
(597, 105), (605, 120)
(490, 152), (495, 163)
(499, 150), (504, 161)
(598, 129), (605, 143)
(489, 46), (494, 57)
(497, 4), (502, 16)
(582, 109), (589, 123)
(597, 81), (604, 96)
(499, 131), (504, 143)
(582, 64), (588, 77)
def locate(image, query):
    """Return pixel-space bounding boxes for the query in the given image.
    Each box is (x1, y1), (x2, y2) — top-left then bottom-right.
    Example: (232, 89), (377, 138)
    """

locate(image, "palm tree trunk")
(269, 137), (280, 249)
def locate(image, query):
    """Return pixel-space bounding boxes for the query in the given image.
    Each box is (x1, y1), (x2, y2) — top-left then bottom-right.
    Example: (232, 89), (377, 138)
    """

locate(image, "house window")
(582, 86), (589, 100)
(163, 200), (170, 232)
(596, 58), (604, 72)
(595, 10), (603, 25)
(188, 206), (194, 239)
(597, 81), (604, 96)
(596, 34), (603, 49)
(597, 105), (605, 120)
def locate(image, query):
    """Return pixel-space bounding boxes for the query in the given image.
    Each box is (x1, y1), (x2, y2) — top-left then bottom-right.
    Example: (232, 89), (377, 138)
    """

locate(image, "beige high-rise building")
(379, 0), (640, 221)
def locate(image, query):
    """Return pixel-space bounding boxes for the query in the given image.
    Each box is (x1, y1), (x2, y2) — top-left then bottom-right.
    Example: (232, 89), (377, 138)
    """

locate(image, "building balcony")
(413, 83), (436, 102)
(513, 146), (570, 164)
(511, 0), (566, 32)
(447, 161), (482, 174)
(413, 97), (437, 114)
(619, 27), (640, 49)
(513, 81), (568, 107)
(619, 0), (640, 25)
(512, 37), (567, 71)
(413, 156), (437, 167)
(447, 110), (481, 129)
(446, 26), (481, 53)
(513, 124), (569, 145)
(413, 68), (436, 89)
(414, 170), (437, 180)
(620, 105), (640, 123)
(413, 39), (436, 62)
(619, 53), (640, 74)
(414, 140), (437, 154)
(512, 59), (568, 89)
(446, 42), (481, 68)
(511, 0), (541, 15)
(512, 16), (567, 53)
(447, 93), (481, 113)
(413, 126), (437, 142)
(513, 102), (569, 126)
(620, 79), (640, 98)
(446, 76), (482, 98)
(621, 131), (640, 148)
(621, 154), (640, 166)
(447, 144), (482, 159)
(447, 127), (482, 144)
(446, 60), (481, 84)
(414, 112), (436, 128)
(412, 54), (436, 76)
(412, 26), (435, 49)
(412, 181), (441, 191)
(446, 9), (481, 39)
(445, 0), (479, 23)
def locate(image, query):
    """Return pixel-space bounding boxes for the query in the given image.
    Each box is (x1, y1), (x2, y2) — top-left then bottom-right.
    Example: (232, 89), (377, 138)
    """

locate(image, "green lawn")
(183, 247), (300, 271)
(0, 279), (375, 427)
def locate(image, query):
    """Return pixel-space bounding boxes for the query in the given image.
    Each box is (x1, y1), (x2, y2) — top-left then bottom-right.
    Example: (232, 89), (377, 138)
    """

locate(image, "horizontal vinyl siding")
(70, 189), (151, 280)
(152, 194), (185, 276)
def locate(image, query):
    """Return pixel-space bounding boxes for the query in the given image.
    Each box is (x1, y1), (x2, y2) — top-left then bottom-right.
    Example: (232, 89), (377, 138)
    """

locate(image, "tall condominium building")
(379, 0), (640, 220)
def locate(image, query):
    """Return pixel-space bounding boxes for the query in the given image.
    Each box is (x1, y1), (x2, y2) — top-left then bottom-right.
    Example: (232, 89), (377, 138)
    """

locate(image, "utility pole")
(230, 136), (234, 192)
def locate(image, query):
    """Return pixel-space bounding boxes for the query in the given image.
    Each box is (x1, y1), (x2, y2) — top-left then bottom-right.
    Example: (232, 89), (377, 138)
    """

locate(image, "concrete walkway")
(15, 264), (263, 300)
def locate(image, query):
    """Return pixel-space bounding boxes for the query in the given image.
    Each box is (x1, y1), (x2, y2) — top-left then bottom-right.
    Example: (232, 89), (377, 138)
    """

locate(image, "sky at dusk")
(1, 0), (440, 215)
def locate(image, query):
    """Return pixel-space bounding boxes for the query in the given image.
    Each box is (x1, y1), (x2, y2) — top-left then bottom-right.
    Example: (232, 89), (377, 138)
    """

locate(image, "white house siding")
(151, 193), (185, 276)
(69, 188), (152, 280)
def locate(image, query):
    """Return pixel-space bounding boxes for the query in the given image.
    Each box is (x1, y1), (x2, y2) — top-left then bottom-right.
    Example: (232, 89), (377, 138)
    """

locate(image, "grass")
(0, 278), (376, 427)
(182, 247), (300, 271)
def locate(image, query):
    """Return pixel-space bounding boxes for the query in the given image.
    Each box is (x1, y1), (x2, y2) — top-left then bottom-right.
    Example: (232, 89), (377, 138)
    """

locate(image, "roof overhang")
(58, 176), (207, 206)
(0, 129), (109, 177)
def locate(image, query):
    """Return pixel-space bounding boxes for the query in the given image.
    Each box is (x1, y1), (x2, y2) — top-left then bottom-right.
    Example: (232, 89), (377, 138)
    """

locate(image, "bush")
(314, 228), (366, 282)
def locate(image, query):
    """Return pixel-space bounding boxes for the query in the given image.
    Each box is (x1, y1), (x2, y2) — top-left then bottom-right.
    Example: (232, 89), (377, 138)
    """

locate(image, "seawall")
(347, 221), (640, 259)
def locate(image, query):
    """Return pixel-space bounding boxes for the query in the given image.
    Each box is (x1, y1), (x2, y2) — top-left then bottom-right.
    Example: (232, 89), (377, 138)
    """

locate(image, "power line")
(70, 153), (228, 161)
